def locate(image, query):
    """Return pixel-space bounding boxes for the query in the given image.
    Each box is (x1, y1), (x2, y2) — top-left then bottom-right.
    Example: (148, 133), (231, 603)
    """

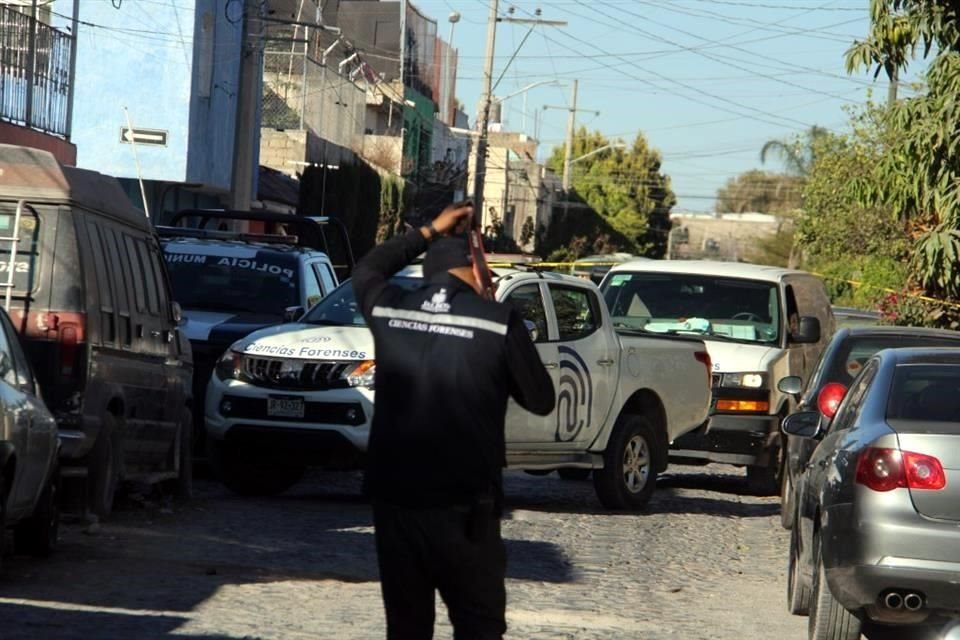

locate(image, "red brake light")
(694, 351), (711, 386)
(855, 448), (946, 492)
(817, 382), (847, 419)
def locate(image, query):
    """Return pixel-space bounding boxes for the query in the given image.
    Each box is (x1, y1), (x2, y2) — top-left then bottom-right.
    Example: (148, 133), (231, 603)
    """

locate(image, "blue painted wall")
(65, 0), (245, 191)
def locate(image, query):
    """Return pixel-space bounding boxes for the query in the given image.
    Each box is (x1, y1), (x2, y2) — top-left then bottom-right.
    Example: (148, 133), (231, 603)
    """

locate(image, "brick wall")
(0, 122), (77, 165)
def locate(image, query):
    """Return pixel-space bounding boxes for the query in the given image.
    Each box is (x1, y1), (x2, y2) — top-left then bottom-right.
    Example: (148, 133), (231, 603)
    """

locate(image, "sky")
(413, 0), (914, 213)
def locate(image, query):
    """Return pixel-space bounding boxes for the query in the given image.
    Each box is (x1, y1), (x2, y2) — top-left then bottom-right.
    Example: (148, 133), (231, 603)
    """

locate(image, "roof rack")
(156, 226), (301, 246)
(168, 209), (356, 277)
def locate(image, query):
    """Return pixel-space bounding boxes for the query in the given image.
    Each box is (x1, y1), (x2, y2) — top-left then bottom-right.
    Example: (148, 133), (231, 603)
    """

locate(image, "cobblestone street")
(0, 466), (804, 639)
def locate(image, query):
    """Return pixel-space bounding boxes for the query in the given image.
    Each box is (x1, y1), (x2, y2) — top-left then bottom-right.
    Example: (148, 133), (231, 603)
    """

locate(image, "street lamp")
(446, 12), (461, 125)
(492, 80), (562, 132)
(570, 142), (627, 165)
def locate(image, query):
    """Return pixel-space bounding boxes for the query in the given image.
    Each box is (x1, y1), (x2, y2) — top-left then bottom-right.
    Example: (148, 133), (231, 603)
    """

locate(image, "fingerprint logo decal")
(556, 346), (593, 442)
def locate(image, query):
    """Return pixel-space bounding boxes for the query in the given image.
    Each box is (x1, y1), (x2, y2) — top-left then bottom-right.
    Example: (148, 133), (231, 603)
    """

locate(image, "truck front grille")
(241, 357), (354, 391)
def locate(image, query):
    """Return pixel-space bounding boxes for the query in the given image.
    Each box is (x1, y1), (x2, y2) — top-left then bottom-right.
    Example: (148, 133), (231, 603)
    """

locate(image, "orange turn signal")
(716, 400), (770, 413)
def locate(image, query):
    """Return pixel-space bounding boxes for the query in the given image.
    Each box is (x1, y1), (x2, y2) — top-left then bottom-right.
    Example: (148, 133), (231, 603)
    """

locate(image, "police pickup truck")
(205, 266), (713, 510)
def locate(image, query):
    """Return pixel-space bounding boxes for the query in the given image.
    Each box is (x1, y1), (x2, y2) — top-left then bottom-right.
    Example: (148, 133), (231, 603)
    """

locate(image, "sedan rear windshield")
(164, 248), (299, 315)
(302, 277), (423, 327)
(887, 364), (960, 422)
(824, 336), (960, 387)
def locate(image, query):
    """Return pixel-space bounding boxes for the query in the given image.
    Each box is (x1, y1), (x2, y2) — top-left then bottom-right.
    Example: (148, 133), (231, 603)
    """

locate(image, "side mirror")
(283, 306), (305, 323)
(523, 319), (539, 343)
(777, 376), (804, 396)
(791, 316), (821, 344)
(782, 411), (822, 439)
(172, 301), (183, 324)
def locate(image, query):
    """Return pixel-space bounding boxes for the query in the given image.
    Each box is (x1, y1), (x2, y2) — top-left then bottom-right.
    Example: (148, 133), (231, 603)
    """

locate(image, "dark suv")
(159, 210), (352, 455)
(0, 144), (193, 518)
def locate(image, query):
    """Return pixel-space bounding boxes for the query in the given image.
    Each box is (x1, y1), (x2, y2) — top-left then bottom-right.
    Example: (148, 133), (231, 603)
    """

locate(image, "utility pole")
(472, 4), (565, 225)
(229, 0), (264, 212)
(544, 82), (599, 194)
(562, 79), (577, 191)
(471, 0), (499, 225)
(64, 0), (80, 137)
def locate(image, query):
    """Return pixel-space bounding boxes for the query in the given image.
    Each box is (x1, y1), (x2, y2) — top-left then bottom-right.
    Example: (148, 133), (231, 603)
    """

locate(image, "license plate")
(267, 396), (305, 418)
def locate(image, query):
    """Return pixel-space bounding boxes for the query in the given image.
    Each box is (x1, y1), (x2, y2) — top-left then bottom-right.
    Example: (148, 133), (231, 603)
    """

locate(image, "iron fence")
(0, 5), (72, 136)
(262, 48), (365, 151)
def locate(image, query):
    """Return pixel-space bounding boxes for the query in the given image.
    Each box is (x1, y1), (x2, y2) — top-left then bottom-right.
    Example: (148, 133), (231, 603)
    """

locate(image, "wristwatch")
(426, 222), (440, 241)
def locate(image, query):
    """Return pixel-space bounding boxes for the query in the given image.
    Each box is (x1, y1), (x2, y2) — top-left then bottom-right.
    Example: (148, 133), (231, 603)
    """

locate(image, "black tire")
(593, 415), (660, 510)
(809, 535), (862, 640)
(88, 414), (121, 519)
(14, 462), (60, 557)
(781, 464), (797, 530)
(174, 409), (193, 501)
(523, 469), (552, 476)
(558, 468), (592, 481)
(747, 443), (782, 496)
(787, 521), (811, 616)
(209, 437), (304, 497)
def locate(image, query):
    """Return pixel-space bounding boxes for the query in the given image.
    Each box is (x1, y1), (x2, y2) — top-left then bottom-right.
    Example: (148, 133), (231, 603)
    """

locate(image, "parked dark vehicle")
(0, 305), (60, 572)
(159, 210), (351, 457)
(784, 348), (960, 639)
(832, 306), (882, 330)
(0, 145), (193, 518)
(776, 326), (960, 530)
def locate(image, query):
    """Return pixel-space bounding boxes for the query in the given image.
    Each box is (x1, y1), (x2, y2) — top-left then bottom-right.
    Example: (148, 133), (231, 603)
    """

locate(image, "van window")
(137, 239), (160, 315)
(87, 223), (116, 344)
(124, 236), (147, 313)
(0, 202), (41, 294)
(147, 247), (173, 320)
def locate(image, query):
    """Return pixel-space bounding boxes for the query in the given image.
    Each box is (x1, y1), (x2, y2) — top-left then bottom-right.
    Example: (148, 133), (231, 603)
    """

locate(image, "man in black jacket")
(353, 202), (555, 640)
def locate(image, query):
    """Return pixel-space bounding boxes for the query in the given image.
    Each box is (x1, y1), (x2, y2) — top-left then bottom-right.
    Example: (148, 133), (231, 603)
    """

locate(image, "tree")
(715, 170), (803, 214)
(845, 1), (960, 317)
(546, 128), (676, 257)
(760, 126), (830, 176)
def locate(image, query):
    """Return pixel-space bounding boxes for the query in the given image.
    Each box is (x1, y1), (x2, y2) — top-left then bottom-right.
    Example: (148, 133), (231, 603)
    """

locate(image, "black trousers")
(373, 501), (507, 640)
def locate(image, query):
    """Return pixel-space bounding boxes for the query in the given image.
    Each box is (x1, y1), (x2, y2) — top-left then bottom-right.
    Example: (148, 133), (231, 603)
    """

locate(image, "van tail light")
(6, 311), (86, 377)
(817, 382), (847, 419)
(694, 350), (712, 387)
(855, 448), (946, 492)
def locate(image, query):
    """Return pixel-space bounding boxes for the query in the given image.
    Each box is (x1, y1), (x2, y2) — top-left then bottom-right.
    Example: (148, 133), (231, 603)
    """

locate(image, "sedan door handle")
(597, 359), (615, 367)
(543, 362), (559, 370)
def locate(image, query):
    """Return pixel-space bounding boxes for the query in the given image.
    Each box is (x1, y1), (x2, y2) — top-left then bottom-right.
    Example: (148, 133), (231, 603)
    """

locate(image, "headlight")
(215, 350), (245, 381)
(721, 372), (767, 389)
(344, 360), (376, 388)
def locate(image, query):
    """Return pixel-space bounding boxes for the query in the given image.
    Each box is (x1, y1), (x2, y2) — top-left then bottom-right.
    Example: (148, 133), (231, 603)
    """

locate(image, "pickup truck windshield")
(602, 272), (781, 344)
(164, 250), (299, 315)
(302, 276), (423, 327)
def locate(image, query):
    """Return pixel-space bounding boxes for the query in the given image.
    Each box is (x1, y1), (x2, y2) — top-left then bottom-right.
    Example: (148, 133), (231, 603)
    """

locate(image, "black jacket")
(353, 228), (555, 508)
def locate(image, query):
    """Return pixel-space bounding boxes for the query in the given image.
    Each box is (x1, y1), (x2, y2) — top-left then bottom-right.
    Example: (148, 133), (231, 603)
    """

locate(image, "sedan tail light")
(855, 447), (947, 492)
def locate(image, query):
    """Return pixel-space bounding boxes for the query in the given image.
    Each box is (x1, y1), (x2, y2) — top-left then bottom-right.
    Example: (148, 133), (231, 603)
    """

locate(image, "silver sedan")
(783, 347), (960, 639)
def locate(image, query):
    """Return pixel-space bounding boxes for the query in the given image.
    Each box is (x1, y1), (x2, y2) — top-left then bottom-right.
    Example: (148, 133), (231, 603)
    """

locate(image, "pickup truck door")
(545, 283), (619, 448)
(502, 282), (559, 446)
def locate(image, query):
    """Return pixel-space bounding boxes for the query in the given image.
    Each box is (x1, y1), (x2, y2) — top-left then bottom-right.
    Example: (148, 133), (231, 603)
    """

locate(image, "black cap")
(423, 235), (472, 278)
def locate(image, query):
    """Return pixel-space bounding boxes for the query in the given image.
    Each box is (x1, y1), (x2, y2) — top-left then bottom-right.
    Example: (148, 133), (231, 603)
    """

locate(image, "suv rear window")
(0, 202), (41, 295)
(163, 245), (299, 315)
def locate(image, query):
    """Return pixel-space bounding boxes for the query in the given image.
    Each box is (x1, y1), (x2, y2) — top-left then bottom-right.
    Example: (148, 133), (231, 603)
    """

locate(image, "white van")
(599, 260), (835, 495)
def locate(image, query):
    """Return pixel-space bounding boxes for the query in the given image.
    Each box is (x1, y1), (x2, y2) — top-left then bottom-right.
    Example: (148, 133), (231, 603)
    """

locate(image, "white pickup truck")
(205, 266), (713, 510)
